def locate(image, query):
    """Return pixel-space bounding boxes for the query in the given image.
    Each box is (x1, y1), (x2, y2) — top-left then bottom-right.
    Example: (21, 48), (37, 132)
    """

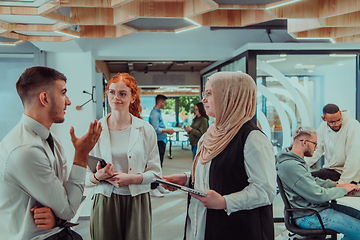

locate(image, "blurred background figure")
(184, 102), (209, 159)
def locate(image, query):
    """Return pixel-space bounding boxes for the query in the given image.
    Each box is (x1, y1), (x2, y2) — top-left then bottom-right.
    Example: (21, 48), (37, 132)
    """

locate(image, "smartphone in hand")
(99, 159), (107, 168)
(88, 155), (107, 172)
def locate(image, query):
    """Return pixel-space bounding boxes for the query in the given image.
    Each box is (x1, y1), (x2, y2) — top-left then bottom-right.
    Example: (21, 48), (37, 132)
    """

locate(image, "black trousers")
(151, 141), (166, 189)
(45, 227), (82, 240)
(311, 168), (341, 182)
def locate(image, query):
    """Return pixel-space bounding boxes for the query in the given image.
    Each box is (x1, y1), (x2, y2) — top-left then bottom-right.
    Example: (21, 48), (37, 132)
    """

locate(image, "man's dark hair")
(16, 66), (67, 105)
(323, 104), (340, 115)
(156, 94), (168, 103)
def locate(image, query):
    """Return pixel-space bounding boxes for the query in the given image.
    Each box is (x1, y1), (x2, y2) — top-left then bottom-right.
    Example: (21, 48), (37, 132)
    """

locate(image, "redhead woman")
(163, 72), (277, 240)
(87, 73), (161, 240)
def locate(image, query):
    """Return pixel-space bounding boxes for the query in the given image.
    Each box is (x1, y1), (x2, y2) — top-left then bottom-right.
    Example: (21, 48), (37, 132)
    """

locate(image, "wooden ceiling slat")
(1, 0), (360, 42)
(269, 0), (320, 19)
(0, 7), (38, 15)
(288, 19), (323, 33)
(38, 2), (60, 15)
(294, 27), (360, 38)
(43, 12), (73, 24)
(191, 9), (271, 27)
(80, 25), (134, 38)
(58, 0), (113, 8)
(71, 7), (115, 25)
(95, 60), (111, 81)
(119, 1), (184, 18)
(335, 34), (360, 42)
(319, 0), (360, 19)
(323, 11), (360, 27)
(184, 0), (214, 18)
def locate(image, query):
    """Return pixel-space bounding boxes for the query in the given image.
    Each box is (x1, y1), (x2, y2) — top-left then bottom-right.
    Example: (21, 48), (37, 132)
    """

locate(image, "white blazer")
(87, 113), (162, 197)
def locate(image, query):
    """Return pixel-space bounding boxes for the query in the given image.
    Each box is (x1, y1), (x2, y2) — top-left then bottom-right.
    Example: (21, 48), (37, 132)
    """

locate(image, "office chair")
(276, 176), (338, 240)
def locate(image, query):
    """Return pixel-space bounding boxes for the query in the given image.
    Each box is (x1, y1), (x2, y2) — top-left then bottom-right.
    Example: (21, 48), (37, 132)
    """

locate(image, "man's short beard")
(304, 149), (313, 157)
(49, 95), (65, 124)
(328, 124), (341, 132)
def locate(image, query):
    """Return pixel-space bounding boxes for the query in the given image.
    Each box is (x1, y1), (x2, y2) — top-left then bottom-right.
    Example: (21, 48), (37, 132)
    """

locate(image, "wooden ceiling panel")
(56, 0), (113, 8)
(323, 11), (360, 27)
(80, 25), (134, 38)
(294, 27), (360, 39)
(319, 0), (360, 18)
(191, 9), (271, 27)
(183, 0), (214, 18)
(71, 7), (115, 25)
(269, 0), (320, 18)
(335, 34), (360, 42)
(119, 0), (184, 17)
(1, 0), (360, 42)
(0, 6), (38, 15)
(287, 19), (323, 33)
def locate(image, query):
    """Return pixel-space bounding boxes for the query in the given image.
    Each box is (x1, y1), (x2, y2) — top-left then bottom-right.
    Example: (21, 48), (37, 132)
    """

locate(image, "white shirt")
(305, 111), (360, 184)
(0, 114), (86, 240)
(185, 130), (277, 240)
(110, 128), (131, 195)
(87, 114), (162, 197)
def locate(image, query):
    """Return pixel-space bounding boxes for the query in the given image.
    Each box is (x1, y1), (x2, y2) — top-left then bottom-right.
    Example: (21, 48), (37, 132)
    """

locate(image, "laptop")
(346, 181), (360, 197)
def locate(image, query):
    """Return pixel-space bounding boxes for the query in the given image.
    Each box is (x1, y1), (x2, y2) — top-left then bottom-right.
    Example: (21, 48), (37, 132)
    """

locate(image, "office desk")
(337, 196), (360, 211)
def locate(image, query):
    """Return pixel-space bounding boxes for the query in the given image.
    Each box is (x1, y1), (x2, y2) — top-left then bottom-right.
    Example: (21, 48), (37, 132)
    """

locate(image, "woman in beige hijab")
(163, 72), (277, 240)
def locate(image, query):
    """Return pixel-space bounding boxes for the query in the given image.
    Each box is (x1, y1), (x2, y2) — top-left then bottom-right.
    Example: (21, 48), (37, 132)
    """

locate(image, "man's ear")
(321, 116), (326, 121)
(39, 92), (50, 107)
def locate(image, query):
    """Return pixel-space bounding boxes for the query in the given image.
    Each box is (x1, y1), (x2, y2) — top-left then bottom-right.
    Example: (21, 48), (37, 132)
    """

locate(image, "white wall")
(131, 71), (201, 86)
(47, 51), (98, 167)
(0, 58), (33, 140)
(321, 58), (356, 118)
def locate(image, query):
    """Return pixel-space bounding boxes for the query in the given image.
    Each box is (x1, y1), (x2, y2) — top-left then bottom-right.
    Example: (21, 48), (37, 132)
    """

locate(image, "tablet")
(88, 155), (107, 173)
(156, 179), (207, 197)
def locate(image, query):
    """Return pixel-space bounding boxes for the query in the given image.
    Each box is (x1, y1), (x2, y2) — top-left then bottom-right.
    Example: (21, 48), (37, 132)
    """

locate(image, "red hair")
(105, 73), (142, 118)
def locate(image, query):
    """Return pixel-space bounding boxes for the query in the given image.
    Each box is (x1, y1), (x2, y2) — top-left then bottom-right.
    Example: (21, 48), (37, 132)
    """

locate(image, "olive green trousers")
(90, 193), (152, 240)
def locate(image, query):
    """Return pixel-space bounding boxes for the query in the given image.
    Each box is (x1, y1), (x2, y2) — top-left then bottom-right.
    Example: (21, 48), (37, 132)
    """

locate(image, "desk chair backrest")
(276, 175), (338, 239)
(276, 175), (296, 229)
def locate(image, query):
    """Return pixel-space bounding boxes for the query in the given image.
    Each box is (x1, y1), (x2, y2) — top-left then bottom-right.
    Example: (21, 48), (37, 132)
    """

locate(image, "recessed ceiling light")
(265, 58), (286, 63)
(329, 54), (357, 57)
(266, 0), (301, 9)
(295, 64), (315, 69)
(297, 37), (336, 43)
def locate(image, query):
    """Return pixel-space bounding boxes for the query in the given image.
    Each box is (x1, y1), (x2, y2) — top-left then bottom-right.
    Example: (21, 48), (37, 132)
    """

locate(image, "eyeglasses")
(327, 119), (342, 126)
(106, 90), (129, 99)
(300, 139), (318, 147)
(202, 90), (212, 100)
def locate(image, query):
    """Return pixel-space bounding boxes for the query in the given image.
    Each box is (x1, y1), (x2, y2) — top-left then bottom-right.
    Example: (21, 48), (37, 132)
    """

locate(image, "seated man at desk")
(305, 104), (360, 184)
(277, 126), (360, 239)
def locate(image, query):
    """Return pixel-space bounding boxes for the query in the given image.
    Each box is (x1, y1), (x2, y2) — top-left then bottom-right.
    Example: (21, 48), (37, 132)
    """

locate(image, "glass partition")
(256, 54), (356, 154)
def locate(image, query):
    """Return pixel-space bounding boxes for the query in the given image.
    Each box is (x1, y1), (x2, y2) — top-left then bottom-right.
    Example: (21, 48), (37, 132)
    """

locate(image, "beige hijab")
(192, 72), (257, 182)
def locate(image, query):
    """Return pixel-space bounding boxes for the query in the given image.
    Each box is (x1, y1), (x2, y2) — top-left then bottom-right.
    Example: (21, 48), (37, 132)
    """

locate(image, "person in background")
(148, 94), (175, 197)
(184, 102), (209, 160)
(305, 103), (360, 184)
(0, 66), (102, 240)
(87, 73), (162, 240)
(163, 72), (276, 240)
(277, 126), (360, 240)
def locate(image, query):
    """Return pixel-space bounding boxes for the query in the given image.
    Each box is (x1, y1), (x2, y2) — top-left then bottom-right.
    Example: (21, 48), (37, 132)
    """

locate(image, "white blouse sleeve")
(223, 130), (277, 214)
